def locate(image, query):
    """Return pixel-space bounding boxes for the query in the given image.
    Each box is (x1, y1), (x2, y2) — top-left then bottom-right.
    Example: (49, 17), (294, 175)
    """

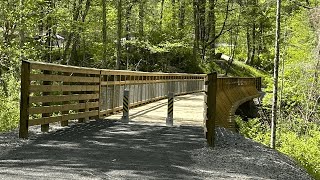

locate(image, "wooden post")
(111, 75), (116, 114)
(113, 75), (118, 112)
(78, 75), (86, 123)
(98, 71), (102, 119)
(41, 70), (51, 132)
(61, 72), (70, 127)
(204, 72), (217, 147)
(166, 92), (174, 126)
(19, 61), (30, 139)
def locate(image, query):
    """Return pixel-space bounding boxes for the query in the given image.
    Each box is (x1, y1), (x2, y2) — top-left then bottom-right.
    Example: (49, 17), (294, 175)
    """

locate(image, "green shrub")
(236, 117), (320, 179)
(235, 117), (270, 146)
(278, 125), (320, 179)
(0, 98), (19, 132)
(0, 73), (20, 132)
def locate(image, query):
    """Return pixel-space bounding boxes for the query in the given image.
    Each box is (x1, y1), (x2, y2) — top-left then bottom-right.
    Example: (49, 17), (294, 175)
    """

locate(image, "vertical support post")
(78, 75), (86, 123)
(61, 72), (70, 127)
(105, 74), (110, 115)
(166, 92), (174, 126)
(19, 61), (30, 139)
(41, 70), (51, 132)
(112, 75), (116, 114)
(121, 89), (130, 123)
(204, 72), (217, 147)
(98, 71), (102, 119)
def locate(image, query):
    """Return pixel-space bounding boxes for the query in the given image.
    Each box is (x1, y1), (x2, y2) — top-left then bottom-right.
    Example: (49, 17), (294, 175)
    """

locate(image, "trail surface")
(0, 93), (313, 179)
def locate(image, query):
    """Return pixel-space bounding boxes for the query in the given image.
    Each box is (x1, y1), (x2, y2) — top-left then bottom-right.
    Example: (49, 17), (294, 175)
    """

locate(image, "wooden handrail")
(19, 60), (206, 138)
(19, 60), (262, 141)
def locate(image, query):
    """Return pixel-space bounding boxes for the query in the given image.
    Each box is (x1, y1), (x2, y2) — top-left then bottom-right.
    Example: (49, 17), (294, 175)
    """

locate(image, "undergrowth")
(0, 73), (20, 133)
(236, 117), (320, 179)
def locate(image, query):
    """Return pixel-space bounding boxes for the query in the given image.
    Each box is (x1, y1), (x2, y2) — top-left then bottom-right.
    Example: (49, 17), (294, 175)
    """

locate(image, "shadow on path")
(0, 121), (313, 180)
(0, 120), (206, 179)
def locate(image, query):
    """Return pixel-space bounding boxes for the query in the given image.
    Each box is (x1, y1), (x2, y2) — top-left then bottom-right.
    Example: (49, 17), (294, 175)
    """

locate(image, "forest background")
(0, 0), (320, 179)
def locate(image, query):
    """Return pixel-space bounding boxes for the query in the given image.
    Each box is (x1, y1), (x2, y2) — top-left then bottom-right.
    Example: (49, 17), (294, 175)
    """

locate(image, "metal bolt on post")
(166, 92), (174, 126)
(121, 90), (130, 123)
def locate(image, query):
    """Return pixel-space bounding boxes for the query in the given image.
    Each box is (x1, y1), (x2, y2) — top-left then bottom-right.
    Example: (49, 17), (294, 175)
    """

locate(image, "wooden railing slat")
(30, 102), (99, 114)
(30, 62), (101, 74)
(30, 85), (99, 92)
(100, 79), (202, 86)
(30, 94), (99, 103)
(29, 110), (99, 126)
(30, 74), (100, 83)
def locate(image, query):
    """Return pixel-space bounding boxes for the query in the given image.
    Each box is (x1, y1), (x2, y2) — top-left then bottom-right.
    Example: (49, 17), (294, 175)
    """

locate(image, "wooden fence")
(19, 60), (206, 138)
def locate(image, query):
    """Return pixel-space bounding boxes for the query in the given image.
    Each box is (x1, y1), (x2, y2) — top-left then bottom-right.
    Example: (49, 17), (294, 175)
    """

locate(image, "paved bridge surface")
(0, 93), (313, 180)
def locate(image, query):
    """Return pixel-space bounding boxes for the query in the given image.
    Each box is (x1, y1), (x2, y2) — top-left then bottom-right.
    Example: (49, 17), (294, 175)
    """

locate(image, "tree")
(102, 0), (107, 67)
(116, 0), (122, 70)
(271, 0), (281, 149)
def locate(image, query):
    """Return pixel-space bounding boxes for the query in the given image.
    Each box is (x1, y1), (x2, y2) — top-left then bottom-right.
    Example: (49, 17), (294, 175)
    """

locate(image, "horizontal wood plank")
(30, 62), (100, 75)
(29, 110), (99, 126)
(30, 102), (99, 114)
(30, 74), (100, 83)
(100, 79), (203, 86)
(30, 94), (99, 103)
(100, 69), (206, 77)
(30, 85), (99, 92)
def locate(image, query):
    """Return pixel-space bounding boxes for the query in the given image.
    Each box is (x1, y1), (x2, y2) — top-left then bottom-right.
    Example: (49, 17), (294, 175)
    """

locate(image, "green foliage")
(235, 117), (270, 146)
(0, 73), (20, 132)
(0, 98), (19, 132)
(236, 117), (320, 179)
(278, 128), (320, 179)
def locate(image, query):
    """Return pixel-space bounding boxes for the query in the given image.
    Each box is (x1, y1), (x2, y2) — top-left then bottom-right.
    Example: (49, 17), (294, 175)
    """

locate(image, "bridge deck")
(0, 93), (312, 180)
(107, 92), (204, 126)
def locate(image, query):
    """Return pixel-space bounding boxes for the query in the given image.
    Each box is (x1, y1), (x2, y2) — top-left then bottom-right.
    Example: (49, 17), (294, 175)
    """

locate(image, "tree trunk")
(225, 12), (240, 76)
(125, 3), (132, 70)
(271, 0), (281, 149)
(62, 0), (84, 64)
(250, 22), (256, 65)
(139, 0), (144, 38)
(257, 21), (264, 63)
(207, 0), (216, 59)
(178, 0), (185, 31)
(116, 0), (122, 70)
(199, 0), (206, 61)
(171, 0), (177, 28)
(160, 0), (165, 29)
(102, 0), (107, 66)
(245, 26), (251, 64)
(70, 0), (91, 66)
(45, 0), (54, 63)
(193, 0), (199, 59)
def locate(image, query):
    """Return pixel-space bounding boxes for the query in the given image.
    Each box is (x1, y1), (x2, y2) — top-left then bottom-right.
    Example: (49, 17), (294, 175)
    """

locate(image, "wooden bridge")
(19, 61), (262, 147)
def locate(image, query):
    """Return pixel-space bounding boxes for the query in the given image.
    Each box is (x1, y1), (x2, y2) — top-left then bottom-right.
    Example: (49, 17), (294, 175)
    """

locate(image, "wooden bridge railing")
(19, 61), (205, 138)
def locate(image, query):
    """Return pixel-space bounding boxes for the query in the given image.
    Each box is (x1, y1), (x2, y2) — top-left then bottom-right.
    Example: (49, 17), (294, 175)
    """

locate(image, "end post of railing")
(19, 61), (30, 139)
(121, 89), (130, 123)
(204, 72), (217, 147)
(166, 92), (174, 126)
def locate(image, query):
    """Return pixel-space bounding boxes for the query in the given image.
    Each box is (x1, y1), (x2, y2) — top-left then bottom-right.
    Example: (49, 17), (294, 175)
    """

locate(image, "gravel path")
(0, 123), (313, 180)
(0, 93), (314, 179)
